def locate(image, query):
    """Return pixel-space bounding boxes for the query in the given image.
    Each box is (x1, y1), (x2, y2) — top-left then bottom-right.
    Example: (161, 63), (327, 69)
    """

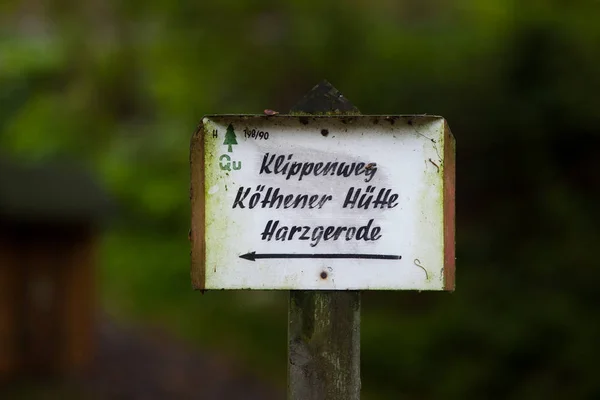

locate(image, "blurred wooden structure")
(0, 157), (112, 380)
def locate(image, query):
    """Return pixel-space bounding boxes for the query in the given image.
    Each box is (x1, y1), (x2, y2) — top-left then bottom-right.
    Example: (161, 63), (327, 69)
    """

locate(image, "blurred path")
(81, 318), (283, 400)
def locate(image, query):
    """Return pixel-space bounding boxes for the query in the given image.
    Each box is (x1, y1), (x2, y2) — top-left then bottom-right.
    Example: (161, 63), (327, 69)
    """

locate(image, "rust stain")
(443, 120), (456, 291)
(190, 121), (206, 291)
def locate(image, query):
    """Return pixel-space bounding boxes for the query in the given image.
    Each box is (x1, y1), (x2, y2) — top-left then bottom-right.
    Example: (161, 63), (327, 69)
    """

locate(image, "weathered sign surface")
(190, 115), (455, 290)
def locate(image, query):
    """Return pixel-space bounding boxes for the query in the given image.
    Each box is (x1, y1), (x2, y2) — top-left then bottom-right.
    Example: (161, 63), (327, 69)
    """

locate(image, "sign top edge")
(201, 114), (446, 122)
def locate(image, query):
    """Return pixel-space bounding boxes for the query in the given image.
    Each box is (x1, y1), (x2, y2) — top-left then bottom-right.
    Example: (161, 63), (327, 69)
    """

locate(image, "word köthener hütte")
(232, 153), (400, 247)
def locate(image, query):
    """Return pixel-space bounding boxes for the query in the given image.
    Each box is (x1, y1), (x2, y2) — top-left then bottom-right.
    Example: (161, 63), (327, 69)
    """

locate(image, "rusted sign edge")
(190, 122), (206, 290)
(443, 120), (456, 291)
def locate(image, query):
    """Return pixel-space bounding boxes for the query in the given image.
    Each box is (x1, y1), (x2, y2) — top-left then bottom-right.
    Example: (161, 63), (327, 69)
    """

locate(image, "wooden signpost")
(190, 81), (455, 399)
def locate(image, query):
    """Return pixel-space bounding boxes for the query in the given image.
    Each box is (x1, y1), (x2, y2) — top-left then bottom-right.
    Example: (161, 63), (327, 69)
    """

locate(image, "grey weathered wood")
(288, 80), (361, 400)
(288, 291), (361, 400)
(289, 80), (360, 115)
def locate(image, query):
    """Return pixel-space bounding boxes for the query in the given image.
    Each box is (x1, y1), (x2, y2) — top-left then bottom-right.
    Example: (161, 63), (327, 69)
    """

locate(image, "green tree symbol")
(223, 124), (238, 152)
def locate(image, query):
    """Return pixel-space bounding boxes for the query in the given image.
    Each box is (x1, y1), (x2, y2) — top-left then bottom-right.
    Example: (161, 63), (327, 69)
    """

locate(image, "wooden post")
(191, 80), (455, 397)
(288, 81), (361, 400)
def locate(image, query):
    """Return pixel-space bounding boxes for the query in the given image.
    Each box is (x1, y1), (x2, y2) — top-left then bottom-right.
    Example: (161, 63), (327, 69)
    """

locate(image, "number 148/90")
(244, 128), (269, 140)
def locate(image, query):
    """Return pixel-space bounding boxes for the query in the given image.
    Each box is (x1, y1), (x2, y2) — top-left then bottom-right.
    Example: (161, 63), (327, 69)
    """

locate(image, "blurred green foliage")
(2, 0), (600, 398)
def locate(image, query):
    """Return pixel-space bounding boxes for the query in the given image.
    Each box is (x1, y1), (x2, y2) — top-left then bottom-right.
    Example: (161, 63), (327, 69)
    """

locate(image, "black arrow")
(239, 252), (401, 262)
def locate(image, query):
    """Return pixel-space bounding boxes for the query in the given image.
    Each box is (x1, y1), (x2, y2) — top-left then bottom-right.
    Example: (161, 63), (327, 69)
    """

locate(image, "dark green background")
(1, 0), (599, 398)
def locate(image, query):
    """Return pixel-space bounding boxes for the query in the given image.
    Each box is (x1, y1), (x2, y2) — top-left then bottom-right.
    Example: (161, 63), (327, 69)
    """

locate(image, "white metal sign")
(190, 115), (455, 290)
